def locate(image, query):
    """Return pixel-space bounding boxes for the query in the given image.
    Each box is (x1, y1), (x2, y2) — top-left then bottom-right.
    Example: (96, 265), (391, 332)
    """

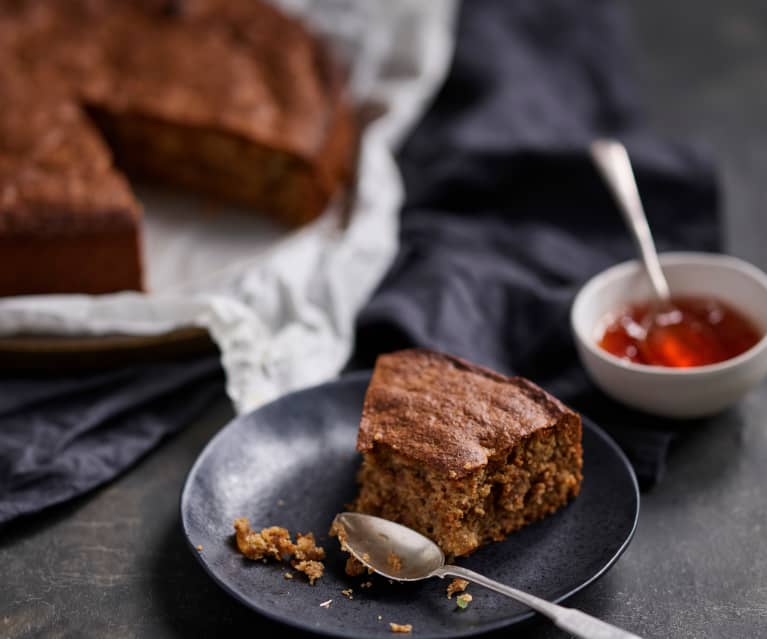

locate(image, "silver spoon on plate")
(333, 512), (643, 639)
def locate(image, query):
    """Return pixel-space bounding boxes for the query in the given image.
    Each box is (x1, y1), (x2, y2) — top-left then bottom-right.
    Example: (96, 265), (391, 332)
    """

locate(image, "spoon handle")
(590, 139), (671, 303)
(437, 565), (643, 639)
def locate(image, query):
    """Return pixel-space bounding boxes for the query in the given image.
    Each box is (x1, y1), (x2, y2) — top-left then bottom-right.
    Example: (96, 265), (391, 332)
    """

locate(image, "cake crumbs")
(345, 556), (366, 577)
(331, 519), (374, 576)
(233, 518), (325, 584)
(341, 588), (354, 600)
(294, 532), (326, 561)
(360, 581), (373, 589)
(389, 622), (413, 633)
(319, 599), (332, 609)
(196, 545), (203, 552)
(456, 593), (473, 609)
(446, 578), (468, 599)
(233, 519), (294, 561)
(292, 560), (324, 585)
(387, 551), (402, 573)
(329, 519), (349, 547)
(377, 615), (383, 621)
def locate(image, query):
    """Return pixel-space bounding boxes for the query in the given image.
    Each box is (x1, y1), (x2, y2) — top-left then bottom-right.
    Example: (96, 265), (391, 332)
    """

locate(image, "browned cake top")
(2, 0), (337, 156)
(357, 349), (578, 478)
(0, 66), (140, 235)
(0, 0), (345, 224)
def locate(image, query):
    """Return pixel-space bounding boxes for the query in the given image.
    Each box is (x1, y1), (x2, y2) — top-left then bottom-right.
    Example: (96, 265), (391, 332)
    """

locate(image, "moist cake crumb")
(233, 518), (325, 584)
(234, 519), (294, 560)
(446, 579), (469, 599)
(293, 560), (323, 585)
(294, 533), (326, 561)
(330, 520), (373, 575)
(329, 519), (349, 547)
(345, 556), (366, 576)
(456, 593), (473, 609)
(389, 623), (413, 633)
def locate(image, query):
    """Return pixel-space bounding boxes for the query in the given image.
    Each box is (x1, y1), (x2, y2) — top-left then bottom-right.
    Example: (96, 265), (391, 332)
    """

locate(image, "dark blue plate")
(181, 371), (639, 639)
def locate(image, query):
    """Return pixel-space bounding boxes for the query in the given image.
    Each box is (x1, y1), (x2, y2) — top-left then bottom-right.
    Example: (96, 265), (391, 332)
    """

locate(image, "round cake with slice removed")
(0, 0), (356, 296)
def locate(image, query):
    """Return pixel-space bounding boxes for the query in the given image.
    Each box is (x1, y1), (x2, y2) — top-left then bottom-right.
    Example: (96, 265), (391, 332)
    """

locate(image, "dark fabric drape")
(353, 0), (719, 488)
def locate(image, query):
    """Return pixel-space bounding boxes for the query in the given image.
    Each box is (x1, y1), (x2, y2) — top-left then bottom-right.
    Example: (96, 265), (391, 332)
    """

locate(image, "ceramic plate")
(181, 372), (639, 638)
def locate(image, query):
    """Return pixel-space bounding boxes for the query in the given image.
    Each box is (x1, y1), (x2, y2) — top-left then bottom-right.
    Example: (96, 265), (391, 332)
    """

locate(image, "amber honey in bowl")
(597, 296), (763, 368)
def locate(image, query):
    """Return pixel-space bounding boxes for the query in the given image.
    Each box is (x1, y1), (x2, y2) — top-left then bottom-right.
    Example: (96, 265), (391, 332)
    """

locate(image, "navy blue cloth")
(0, 357), (224, 525)
(353, 0), (720, 489)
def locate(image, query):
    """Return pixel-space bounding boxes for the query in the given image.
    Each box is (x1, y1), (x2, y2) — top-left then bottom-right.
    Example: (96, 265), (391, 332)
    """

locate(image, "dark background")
(2, 2), (767, 637)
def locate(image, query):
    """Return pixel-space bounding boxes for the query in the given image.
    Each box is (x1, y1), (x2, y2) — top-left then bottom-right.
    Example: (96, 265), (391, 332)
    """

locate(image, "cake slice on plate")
(352, 349), (583, 557)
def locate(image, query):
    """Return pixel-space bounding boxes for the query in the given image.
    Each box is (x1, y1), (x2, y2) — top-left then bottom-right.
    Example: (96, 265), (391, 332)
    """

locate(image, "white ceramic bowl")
(571, 252), (767, 418)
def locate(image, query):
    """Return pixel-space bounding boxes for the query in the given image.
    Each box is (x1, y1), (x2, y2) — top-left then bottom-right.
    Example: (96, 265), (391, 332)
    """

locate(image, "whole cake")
(352, 349), (583, 557)
(0, 0), (355, 296)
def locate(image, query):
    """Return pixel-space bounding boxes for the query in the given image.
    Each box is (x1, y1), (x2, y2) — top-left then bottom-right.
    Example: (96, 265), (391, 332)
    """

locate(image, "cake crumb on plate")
(446, 578), (468, 599)
(345, 556), (366, 576)
(456, 593), (473, 609)
(233, 519), (294, 561)
(292, 560), (323, 585)
(389, 622), (412, 633)
(233, 518), (325, 584)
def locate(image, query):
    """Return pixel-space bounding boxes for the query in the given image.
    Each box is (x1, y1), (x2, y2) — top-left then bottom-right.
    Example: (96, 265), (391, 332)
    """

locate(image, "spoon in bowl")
(333, 512), (643, 639)
(589, 139), (719, 367)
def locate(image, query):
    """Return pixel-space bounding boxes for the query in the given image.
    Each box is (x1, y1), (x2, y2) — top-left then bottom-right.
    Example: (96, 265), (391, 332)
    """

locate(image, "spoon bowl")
(333, 511), (444, 581)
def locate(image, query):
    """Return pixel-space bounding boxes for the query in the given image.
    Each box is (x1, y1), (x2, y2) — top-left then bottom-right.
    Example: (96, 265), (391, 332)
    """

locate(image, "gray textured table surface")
(3, 2), (767, 637)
